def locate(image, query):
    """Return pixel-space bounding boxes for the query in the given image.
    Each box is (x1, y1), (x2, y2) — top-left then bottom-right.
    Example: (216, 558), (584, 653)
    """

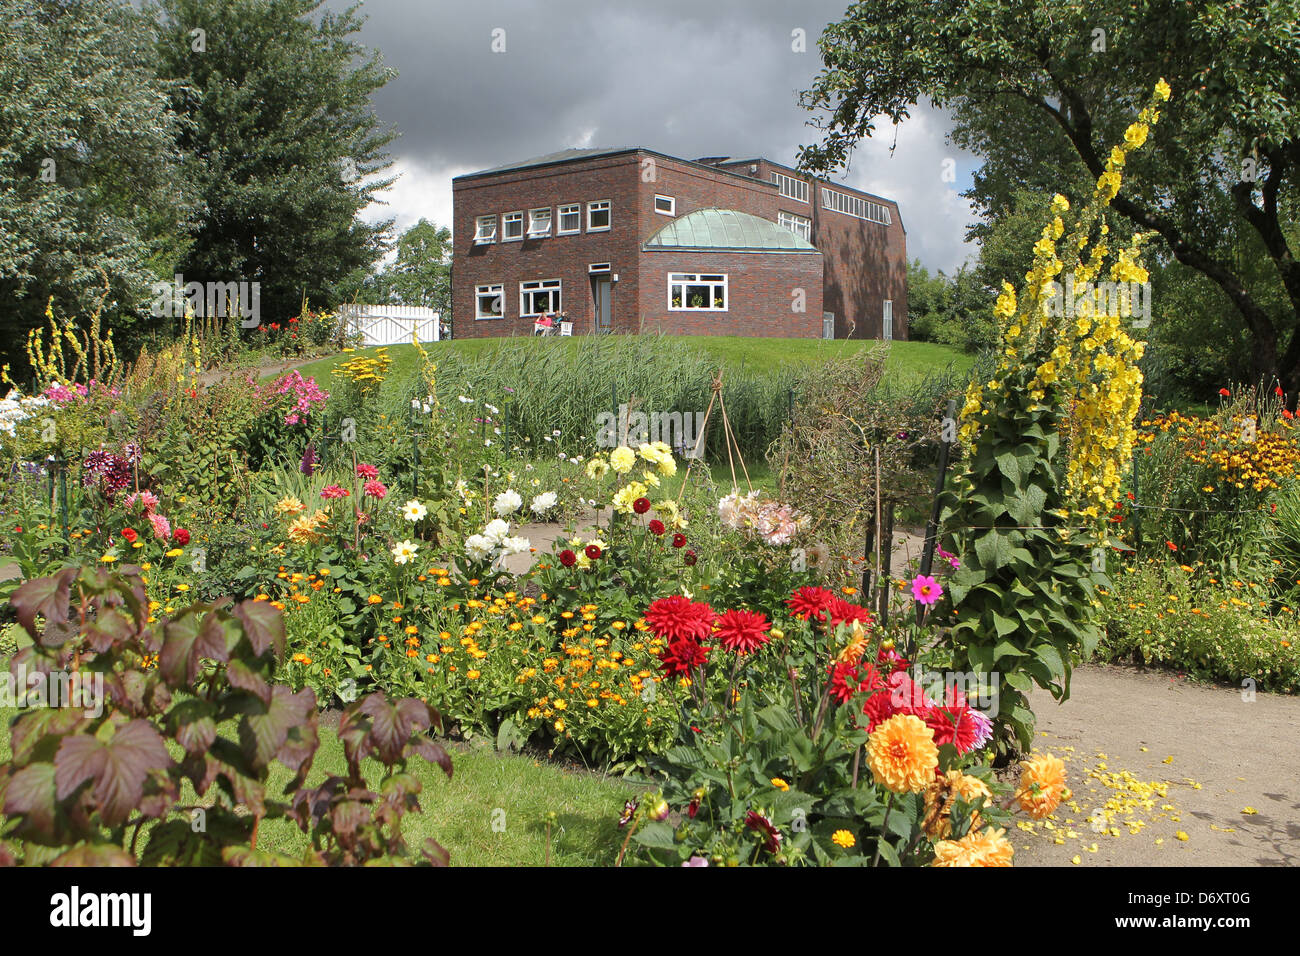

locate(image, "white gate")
(339, 304), (441, 346)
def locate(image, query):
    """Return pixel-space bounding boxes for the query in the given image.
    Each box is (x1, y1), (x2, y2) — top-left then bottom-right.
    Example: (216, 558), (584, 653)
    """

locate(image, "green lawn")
(0, 705), (639, 866)
(292, 335), (972, 385)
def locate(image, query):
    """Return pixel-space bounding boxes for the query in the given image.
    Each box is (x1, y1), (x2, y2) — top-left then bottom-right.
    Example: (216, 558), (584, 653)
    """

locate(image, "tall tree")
(150, 0), (397, 325)
(0, 0), (193, 371)
(799, 0), (1300, 405)
(377, 219), (452, 313)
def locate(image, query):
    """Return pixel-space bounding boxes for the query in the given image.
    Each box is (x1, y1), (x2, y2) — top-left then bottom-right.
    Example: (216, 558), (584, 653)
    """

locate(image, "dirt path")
(1012, 663), (1299, 867)
(196, 353), (329, 387)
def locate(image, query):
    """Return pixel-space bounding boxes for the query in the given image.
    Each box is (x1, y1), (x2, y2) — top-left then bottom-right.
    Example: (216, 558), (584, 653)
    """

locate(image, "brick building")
(451, 147), (906, 340)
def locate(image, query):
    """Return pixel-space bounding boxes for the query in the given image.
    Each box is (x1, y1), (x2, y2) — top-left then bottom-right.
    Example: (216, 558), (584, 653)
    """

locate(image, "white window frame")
(588, 262), (611, 274)
(771, 171), (809, 204)
(475, 283), (505, 321)
(777, 210), (811, 242)
(527, 207), (552, 237)
(883, 299), (894, 341)
(654, 194), (675, 216)
(502, 211), (524, 241)
(474, 215), (497, 244)
(557, 203), (581, 235)
(821, 187), (891, 224)
(587, 200), (611, 232)
(668, 273), (728, 312)
(520, 278), (562, 317)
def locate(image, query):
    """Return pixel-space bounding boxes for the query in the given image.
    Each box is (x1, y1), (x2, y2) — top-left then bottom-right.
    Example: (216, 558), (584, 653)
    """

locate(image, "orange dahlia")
(931, 827), (1014, 867)
(866, 713), (939, 794)
(1016, 752), (1071, 819)
(922, 770), (993, 840)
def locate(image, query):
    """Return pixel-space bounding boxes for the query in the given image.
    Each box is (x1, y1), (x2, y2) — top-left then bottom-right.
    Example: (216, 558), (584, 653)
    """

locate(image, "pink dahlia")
(362, 479), (388, 499)
(148, 512), (172, 542)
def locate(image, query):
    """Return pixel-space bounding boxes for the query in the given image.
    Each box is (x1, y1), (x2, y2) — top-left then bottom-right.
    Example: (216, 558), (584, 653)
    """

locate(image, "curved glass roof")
(644, 208), (816, 251)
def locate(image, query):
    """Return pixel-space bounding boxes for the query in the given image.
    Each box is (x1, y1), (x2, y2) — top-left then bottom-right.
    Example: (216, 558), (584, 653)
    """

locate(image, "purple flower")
(681, 856), (710, 867)
(300, 443), (318, 476)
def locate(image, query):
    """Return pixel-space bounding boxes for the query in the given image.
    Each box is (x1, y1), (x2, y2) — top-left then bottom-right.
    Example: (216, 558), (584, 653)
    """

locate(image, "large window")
(558, 203), (581, 234)
(474, 215), (496, 244)
(778, 210), (811, 241)
(771, 171), (809, 203)
(475, 283), (504, 320)
(882, 299), (894, 341)
(520, 279), (562, 316)
(668, 273), (727, 312)
(587, 200), (611, 231)
(502, 211), (524, 241)
(527, 207), (551, 237)
(822, 187), (891, 224)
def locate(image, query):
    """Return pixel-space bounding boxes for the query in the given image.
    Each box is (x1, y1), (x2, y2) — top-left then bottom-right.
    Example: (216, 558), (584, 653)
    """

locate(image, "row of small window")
(475, 273), (729, 320)
(475, 201), (611, 244)
(772, 169), (891, 225)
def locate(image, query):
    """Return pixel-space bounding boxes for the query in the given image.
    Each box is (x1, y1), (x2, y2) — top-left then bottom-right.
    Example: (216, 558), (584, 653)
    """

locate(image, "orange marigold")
(1017, 752), (1070, 819)
(866, 714), (939, 794)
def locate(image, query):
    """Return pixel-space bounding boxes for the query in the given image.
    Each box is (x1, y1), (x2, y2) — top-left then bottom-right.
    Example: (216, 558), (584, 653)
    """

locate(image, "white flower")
(552, 429), (561, 437)
(464, 534), (493, 562)
(500, 535), (530, 556)
(485, 403), (499, 414)
(402, 500), (428, 522)
(391, 539), (419, 564)
(483, 518), (510, 544)
(530, 491), (558, 516)
(493, 489), (522, 516)
(454, 479), (470, 501)
(458, 395), (473, 404)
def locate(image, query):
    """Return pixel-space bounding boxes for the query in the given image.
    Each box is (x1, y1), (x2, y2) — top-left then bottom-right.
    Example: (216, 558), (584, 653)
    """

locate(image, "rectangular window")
(587, 200), (611, 231)
(503, 211), (524, 241)
(475, 283), (504, 320)
(822, 187), (891, 224)
(588, 262), (611, 273)
(520, 278), (562, 317)
(558, 203), (581, 234)
(771, 171), (809, 203)
(654, 195), (675, 216)
(474, 215), (497, 244)
(527, 207), (551, 237)
(777, 210), (812, 241)
(883, 299), (894, 341)
(668, 273), (727, 312)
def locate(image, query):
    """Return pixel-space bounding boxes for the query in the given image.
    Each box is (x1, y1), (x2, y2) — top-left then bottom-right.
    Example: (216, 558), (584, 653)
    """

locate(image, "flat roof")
(454, 147), (782, 188)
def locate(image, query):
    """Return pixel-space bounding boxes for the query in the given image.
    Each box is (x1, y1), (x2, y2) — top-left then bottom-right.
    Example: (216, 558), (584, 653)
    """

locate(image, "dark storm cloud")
(331, 0), (980, 272)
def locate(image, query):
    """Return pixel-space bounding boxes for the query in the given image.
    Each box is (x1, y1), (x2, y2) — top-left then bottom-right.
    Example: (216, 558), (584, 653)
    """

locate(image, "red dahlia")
(648, 519), (666, 535)
(744, 810), (782, 854)
(559, 549), (577, 567)
(714, 608), (770, 654)
(121, 527), (137, 543)
(786, 586), (837, 622)
(584, 544), (602, 560)
(644, 595), (715, 642)
(671, 533), (686, 548)
(633, 497), (651, 514)
(827, 596), (873, 628)
(173, 528), (191, 545)
(684, 549), (697, 566)
(658, 637), (710, 678)
(923, 686), (983, 754)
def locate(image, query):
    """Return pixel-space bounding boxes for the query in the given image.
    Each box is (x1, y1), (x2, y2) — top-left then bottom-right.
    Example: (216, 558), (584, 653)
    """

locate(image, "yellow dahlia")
(866, 714), (939, 794)
(931, 827), (1014, 867)
(1017, 752), (1071, 819)
(922, 770), (994, 841)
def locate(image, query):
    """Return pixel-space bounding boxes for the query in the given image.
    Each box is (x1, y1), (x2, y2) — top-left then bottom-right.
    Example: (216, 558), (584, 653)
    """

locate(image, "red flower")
(559, 549), (577, 567)
(923, 686), (984, 754)
(684, 549), (697, 566)
(671, 533), (686, 548)
(584, 544), (602, 560)
(356, 463), (379, 480)
(1275, 385), (1285, 397)
(121, 527), (137, 543)
(173, 528), (191, 545)
(860, 671), (928, 731)
(828, 596), (874, 629)
(744, 810), (782, 854)
(658, 637), (710, 678)
(633, 497), (651, 515)
(714, 608), (770, 654)
(1166, 540), (1178, 552)
(786, 586), (837, 622)
(13, 526), (22, 533)
(644, 595), (715, 642)
(648, 519), (666, 536)
(1219, 388), (1230, 397)
(1284, 409), (1295, 420)
(829, 662), (861, 704)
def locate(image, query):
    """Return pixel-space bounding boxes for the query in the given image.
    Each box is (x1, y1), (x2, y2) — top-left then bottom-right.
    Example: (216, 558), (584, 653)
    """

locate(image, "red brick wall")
(637, 250), (823, 337)
(715, 159), (909, 341)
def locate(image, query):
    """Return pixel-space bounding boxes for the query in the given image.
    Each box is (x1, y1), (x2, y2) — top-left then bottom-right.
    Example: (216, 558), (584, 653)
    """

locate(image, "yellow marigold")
(275, 495), (305, 516)
(922, 770), (994, 841)
(866, 714), (938, 794)
(1017, 752), (1071, 819)
(931, 827), (1014, 867)
(770, 777), (790, 792)
(831, 829), (856, 849)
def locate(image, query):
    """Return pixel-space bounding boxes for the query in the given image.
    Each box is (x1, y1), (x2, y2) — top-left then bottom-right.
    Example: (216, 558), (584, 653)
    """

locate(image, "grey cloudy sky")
(332, 0), (981, 273)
